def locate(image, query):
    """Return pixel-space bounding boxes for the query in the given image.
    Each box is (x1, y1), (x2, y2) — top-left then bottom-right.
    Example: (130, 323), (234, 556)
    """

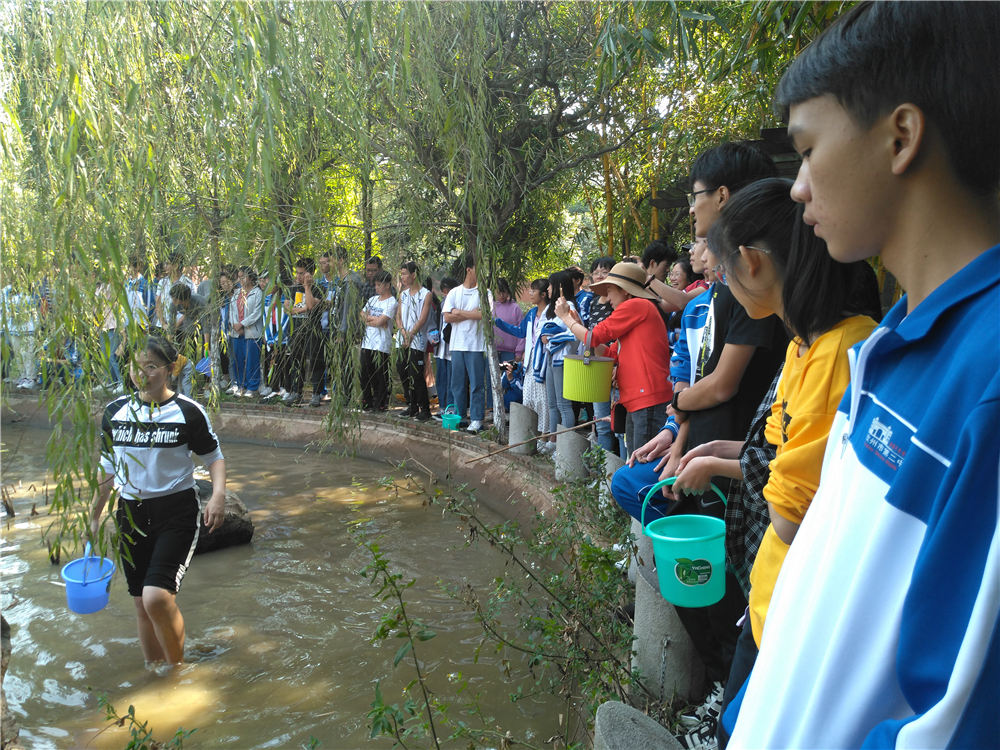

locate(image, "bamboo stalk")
(464, 418), (602, 464)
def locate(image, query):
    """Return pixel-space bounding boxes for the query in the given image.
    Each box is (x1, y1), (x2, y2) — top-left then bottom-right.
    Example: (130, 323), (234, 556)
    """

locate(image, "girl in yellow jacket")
(672, 178), (883, 748)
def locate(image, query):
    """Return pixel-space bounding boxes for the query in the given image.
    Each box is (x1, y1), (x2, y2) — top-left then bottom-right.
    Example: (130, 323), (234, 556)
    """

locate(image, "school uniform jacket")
(730, 245), (999, 749)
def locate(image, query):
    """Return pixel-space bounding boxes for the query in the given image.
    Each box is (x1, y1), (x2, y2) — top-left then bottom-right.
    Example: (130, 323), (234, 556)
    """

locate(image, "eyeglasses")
(713, 245), (770, 286)
(686, 187), (717, 207)
(138, 363), (168, 376)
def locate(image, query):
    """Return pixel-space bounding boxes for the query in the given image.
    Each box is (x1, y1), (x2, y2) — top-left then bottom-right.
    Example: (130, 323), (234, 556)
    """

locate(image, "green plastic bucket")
(441, 404), (461, 431)
(562, 331), (614, 402)
(640, 477), (728, 608)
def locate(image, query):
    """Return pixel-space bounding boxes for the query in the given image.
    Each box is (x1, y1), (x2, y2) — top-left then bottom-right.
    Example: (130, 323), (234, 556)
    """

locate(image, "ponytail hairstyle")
(145, 335), (178, 366)
(530, 277), (551, 311)
(714, 177), (879, 345)
(546, 271), (575, 319)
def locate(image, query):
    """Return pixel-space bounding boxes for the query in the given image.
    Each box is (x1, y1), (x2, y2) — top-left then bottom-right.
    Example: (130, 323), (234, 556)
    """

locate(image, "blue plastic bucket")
(60, 543), (115, 614)
(441, 404), (461, 431)
(640, 478), (728, 608)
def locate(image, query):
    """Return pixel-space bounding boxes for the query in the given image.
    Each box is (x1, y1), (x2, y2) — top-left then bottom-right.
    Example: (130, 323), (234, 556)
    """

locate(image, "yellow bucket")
(562, 331), (613, 403)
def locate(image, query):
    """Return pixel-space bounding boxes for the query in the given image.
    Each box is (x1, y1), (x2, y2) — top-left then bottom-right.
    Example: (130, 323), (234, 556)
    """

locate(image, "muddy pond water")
(0, 422), (560, 749)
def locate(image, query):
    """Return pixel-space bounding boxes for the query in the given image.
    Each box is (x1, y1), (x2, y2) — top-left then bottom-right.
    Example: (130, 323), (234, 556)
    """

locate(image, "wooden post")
(602, 152), (614, 258)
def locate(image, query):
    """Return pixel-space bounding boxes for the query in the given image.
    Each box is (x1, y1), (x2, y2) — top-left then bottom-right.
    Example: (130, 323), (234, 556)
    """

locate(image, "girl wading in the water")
(91, 336), (226, 665)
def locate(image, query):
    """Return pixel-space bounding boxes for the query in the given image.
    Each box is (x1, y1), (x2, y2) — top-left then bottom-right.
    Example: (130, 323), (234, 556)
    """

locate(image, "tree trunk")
(602, 152), (615, 258)
(486, 339), (507, 443)
(361, 167), (373, 260)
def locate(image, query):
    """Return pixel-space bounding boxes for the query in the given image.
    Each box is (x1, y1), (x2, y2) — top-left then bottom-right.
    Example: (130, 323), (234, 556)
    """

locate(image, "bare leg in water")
(133, 586), (186, 664)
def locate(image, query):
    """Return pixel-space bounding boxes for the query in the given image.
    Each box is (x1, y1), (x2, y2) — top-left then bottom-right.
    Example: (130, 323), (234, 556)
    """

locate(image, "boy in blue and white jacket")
(726, 5), (999, 748)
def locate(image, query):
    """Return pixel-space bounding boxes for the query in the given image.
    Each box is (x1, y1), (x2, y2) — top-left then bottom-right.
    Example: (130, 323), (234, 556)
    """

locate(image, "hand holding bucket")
(562, 329), (614, 402)
(640, 477), (728, 608)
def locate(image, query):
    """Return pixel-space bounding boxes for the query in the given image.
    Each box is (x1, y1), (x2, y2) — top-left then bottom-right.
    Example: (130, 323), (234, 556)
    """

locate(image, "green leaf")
(416, 630), (436, 641)
(678, 9), (715, 21)
(126, 83), (139, 112)
(393, 641), (413, 667)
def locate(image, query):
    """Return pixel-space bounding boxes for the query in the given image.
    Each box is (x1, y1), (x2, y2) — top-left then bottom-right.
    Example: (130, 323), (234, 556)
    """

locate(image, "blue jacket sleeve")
(495, 309), (533, 339)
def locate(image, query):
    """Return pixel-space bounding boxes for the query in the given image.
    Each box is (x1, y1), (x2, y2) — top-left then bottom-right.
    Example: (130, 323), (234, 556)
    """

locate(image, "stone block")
(628, 518), (642, 585)
(593, 701), (682, 750)
(508, 402), (539, 456)
(632, 544), (704, 704)
(555, 429), (590, 482)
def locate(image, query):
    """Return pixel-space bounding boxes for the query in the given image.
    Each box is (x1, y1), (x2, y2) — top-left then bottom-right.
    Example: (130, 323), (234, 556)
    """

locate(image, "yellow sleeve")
(764, 341), (792, 450)
(763, 334), (855, 525)
(764, 409), (839, 524)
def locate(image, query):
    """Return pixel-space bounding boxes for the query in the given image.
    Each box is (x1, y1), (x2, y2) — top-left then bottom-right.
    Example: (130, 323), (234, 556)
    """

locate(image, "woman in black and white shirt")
(91, 336), (226, 666)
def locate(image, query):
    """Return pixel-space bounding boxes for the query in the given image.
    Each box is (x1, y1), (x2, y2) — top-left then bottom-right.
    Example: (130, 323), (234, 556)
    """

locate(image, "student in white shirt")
(394, 261), (433, 421)
(442, 254), (491, 434)
(360, 270), (398, 412)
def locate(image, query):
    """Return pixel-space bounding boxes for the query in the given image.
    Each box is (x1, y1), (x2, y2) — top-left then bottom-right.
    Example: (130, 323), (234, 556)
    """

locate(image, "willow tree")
(0, 0), (308, 556)
(304, 1), (658, 439)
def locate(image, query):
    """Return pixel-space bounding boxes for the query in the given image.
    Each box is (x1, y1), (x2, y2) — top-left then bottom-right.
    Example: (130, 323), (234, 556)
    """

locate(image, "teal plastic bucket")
(641, 477), (727, 608)
(60, 543), (115, 615)
(441, 404), (461, 431)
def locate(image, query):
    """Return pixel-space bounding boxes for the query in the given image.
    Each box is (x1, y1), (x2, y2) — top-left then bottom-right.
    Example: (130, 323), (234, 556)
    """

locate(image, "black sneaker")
(309, 394), (322, 408)
(285, 392), (302, 406)
(414, 410), (432, 422)
(676, 718), (719, 750)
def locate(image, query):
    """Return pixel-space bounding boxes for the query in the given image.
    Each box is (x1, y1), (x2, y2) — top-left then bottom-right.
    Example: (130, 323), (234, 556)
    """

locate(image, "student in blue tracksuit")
(727, 4), (999, 748)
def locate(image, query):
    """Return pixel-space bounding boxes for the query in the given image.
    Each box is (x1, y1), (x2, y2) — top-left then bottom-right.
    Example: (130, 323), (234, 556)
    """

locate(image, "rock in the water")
(193, 480), (254, 554)
(2, 615), (22, 750)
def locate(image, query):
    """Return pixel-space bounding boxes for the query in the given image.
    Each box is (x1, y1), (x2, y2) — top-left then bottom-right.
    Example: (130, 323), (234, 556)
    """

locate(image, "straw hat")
(590, 262), (658, 300)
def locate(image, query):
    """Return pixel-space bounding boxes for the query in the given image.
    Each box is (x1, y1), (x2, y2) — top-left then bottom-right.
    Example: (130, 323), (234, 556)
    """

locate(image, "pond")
(0, 422), (560, 749)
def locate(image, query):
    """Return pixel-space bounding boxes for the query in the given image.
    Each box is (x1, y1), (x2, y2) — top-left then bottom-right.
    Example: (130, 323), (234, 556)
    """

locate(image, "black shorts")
(117, 488), (200, 597)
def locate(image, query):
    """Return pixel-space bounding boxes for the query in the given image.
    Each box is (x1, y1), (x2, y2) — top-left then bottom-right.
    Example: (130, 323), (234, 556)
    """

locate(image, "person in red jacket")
(554, 262), (672, 457)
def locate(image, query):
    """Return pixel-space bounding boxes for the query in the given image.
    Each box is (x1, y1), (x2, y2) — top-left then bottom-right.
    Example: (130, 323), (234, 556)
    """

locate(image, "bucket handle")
(444, 403), (457, 415)
(640, 477), (727, 530)
(583, 329), (593, 364)
(81, 542), (97, 587)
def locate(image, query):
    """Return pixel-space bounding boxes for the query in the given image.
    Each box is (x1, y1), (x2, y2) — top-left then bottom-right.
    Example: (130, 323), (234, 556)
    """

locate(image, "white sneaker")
(258, 386), (274, 398)
(538, 441), (556, 453)
(218, 378), (231, 390)
(226, 384), (240, 395)
(678, 681), (725, 729)
(241, 390), (258, 398)
(466, 420), (483, 434)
